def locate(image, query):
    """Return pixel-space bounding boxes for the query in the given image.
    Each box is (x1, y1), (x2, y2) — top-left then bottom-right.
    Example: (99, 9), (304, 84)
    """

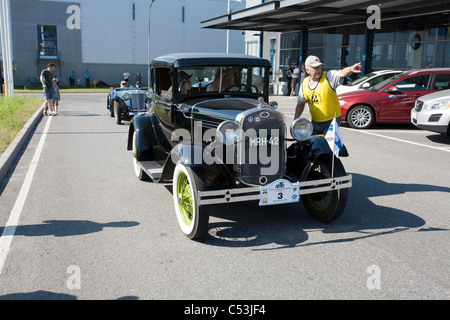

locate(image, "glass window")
(395, 75), (430, 91)
(432, 73), (450, 90)
(37, 25), (58, 59)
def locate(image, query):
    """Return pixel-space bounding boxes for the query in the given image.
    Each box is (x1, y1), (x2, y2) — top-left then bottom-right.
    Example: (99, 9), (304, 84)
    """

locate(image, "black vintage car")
(127, 53), (352, 239)
(107, 86), (151, 124)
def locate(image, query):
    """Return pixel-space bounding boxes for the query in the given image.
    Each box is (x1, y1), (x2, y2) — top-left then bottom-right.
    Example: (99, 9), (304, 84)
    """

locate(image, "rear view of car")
(411, 89), (450, 136)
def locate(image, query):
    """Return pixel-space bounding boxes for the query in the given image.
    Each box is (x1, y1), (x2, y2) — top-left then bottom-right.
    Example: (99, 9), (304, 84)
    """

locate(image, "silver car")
(411, 89), (450, 136)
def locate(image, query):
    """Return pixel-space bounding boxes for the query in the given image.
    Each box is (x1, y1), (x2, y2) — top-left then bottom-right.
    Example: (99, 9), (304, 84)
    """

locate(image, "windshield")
(349, 72), (375, 86)
(177, 66), (266, 96)
(369, 73), (404, 92)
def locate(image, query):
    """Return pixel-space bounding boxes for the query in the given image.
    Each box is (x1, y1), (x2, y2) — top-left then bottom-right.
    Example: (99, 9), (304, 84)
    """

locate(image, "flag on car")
(325, 117), (342, 157)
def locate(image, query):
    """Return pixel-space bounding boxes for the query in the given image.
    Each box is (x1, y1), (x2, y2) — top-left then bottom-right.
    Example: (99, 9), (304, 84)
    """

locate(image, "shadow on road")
(0, 220), (139, 238)
(201, 173), (449, 248)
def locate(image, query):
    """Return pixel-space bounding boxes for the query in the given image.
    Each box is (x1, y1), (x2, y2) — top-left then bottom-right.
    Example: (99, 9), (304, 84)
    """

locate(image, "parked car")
(107, 86), (151, 124)
(336, 69), (402, 95)
(339, 68), (450, 129)
(127, 53), (352, 239)
(411, 89), (450, 136)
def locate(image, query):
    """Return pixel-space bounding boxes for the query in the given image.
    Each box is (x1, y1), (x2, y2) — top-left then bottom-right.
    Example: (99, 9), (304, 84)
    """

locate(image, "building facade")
(3, 0), (245, 87)
(203, 0), (450, 87)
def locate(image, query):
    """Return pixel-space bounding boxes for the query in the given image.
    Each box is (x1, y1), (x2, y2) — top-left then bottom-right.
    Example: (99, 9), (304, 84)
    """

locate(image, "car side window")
(432, 74), (450, 90)
(155, 68), (172, 99)
(395, 75), (430, 91)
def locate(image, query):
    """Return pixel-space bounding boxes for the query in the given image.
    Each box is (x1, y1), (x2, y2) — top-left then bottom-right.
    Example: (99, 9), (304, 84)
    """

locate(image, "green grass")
(0, 95), (43, 154)
(15, 86), (111, 93)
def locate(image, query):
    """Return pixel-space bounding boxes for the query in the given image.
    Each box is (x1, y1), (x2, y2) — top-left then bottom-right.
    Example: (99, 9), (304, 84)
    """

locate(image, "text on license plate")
(259, 179), (300, 206)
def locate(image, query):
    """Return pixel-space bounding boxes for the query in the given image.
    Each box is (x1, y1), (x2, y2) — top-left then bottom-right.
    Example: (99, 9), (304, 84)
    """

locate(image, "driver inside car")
(208, 68), (237, 92)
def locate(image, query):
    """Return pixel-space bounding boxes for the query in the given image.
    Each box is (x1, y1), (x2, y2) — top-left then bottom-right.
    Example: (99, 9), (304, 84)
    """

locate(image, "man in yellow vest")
(294, 55), (362, 135)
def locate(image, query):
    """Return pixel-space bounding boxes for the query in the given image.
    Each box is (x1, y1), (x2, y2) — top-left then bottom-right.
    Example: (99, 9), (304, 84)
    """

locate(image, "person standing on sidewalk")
(40, 62), (56, 116)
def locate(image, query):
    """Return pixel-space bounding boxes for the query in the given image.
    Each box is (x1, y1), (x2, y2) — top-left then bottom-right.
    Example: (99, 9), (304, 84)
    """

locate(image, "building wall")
(9, 0), (245, 87)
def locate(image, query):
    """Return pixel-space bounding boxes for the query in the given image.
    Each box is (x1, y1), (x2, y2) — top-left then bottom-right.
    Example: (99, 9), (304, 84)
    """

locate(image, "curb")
(0, 105), (44, 183)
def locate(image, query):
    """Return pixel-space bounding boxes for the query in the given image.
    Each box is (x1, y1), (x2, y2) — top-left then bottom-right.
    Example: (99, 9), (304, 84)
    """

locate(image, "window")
(395, 75), (430, 91)
(37, 25), (58, 59)
(433, 73), (450, 90)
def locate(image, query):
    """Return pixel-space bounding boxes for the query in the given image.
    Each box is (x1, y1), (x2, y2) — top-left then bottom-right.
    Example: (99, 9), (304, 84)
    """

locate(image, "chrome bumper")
(197, 174), (352, 205)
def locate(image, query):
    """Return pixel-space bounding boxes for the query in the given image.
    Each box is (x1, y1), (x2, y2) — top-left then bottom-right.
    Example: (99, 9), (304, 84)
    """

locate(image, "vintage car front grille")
(129, 93), (146, 111)
(235, 108), (286, 186)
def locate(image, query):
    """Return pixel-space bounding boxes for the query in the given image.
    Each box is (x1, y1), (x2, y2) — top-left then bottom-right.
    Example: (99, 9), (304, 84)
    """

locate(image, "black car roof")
(151, 53), (272, 68)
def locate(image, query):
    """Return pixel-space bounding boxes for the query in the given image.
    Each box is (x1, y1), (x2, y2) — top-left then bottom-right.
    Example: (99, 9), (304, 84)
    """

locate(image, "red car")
(338, 68), (450, 129)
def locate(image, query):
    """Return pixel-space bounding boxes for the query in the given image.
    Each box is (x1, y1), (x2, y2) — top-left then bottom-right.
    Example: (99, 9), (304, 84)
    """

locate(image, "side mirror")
(361, 82), (371, 89)
(386, 85), (399, 93)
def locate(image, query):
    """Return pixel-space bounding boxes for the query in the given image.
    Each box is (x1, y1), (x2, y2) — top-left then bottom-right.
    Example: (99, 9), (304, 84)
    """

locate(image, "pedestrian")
(285, 64), (293, 96)
(134, 71), (142, 85)
(294, 55), (361, 135)
(52, 78), (60, 115)
(84, 70), (90, 87)
(123, 70), (130, 82)
(290, 63), (300, 96)
(40, 62), (56, 116)
(68, 70), (75, 86)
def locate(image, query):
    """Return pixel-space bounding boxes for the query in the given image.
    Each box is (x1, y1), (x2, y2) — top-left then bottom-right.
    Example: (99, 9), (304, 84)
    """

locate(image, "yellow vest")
(302, 71), (341, 122)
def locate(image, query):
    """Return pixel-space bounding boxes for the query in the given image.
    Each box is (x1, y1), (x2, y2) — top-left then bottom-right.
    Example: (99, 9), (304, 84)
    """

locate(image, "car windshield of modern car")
(369, 73), (404, 92)
(350, 72), (376, 86)
(177, 66), (266, 96)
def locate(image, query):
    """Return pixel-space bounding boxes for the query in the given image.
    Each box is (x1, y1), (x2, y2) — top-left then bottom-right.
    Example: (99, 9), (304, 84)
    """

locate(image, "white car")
(336, 70), (402, 95)
(411, 89), (450, 136)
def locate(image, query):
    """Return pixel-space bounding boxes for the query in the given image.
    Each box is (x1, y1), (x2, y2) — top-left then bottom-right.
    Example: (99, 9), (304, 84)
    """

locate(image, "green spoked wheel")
(301, 156), (348, 222)
(173, 163), (209, 239)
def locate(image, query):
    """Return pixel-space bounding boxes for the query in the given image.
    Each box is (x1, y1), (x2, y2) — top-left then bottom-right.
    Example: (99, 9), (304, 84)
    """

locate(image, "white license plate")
(259, 179), (300, 206)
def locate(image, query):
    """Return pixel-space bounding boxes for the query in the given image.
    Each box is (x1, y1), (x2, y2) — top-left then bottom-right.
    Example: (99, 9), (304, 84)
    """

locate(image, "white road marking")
(0, 116), (52, 276)
(344, 127), (450, 152)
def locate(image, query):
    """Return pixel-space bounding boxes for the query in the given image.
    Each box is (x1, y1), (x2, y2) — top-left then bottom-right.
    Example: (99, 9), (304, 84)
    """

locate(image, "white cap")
(305, 55), (324, 68)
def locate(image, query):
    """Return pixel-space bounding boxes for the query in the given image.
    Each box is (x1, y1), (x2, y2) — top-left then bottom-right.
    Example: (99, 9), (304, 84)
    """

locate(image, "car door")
(382, 74), (431, 121)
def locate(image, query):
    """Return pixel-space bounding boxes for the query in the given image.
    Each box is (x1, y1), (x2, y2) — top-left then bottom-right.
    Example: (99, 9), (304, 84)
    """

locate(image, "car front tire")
(301, 156), (348, 222)
(347, 104), (374, 129)
(132, 131), (149, 181)
(114, 101), (122, 125)
(173, 162), (209, 239)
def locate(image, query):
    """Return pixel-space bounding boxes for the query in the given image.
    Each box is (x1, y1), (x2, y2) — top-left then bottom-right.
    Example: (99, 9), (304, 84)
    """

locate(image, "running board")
(139, 161), (163, 181)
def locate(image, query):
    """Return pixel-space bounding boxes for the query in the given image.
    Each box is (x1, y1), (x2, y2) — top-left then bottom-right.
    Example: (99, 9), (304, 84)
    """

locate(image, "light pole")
(148, 0), (156, 88)
(226, 0), (242, 54)
(0, 0), (14, 96)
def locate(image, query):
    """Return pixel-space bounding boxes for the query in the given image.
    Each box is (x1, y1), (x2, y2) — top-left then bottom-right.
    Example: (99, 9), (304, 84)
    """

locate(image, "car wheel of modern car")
(173, 162), (210, 239)
(114, 101), (122, 125)
(301, 156), (348, 222)
(132, 131), (149, 181)
(347, 105), (374, 129)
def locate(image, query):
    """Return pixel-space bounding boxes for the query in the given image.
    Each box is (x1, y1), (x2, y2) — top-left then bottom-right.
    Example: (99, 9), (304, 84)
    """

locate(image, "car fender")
(288, 136), (346, 182)
(127, 113), (156, 161)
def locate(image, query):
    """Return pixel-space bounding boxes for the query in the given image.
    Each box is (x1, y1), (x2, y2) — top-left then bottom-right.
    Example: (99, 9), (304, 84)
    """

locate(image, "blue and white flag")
(325, 118), (342, 157)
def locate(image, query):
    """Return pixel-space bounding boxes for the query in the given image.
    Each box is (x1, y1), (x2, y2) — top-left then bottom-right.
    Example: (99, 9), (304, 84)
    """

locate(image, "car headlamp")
(427, 100), (450, 110)
(122, 93), (131, 101)
(145, 91), (152, 99)
(339, 100), (347, 106)
(290, 117), (313, 141)
(217, 121), (240, 145)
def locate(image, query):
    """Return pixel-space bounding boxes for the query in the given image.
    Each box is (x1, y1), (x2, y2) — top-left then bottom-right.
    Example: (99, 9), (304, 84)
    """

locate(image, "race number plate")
(259, 179), (300, 206)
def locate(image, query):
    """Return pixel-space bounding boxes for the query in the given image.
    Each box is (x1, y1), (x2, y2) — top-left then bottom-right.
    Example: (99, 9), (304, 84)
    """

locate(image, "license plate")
(259, 179), (300, 206)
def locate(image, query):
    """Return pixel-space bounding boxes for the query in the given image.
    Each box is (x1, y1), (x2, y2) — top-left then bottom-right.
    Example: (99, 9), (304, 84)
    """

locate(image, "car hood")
(416, 89), (450, 102)
(191, 98), (265, 121)
(338, 89), (378, 99)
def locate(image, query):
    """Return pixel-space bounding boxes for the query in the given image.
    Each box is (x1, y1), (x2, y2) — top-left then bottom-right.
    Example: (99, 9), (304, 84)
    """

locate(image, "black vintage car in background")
(127, 53), (352, 239)
(107, 86), (151, 124)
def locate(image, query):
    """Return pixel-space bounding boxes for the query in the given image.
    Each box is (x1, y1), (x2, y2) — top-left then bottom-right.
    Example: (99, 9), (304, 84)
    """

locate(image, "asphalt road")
(0, 93), (449, 301)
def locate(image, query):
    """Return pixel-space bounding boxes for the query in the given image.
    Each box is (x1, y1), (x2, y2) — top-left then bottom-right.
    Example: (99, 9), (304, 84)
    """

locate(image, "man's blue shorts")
(43, 88), (56, 100)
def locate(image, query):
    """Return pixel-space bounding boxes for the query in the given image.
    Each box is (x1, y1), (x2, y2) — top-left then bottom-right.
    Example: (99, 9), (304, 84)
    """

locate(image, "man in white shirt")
(290, 63), (300, 96)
